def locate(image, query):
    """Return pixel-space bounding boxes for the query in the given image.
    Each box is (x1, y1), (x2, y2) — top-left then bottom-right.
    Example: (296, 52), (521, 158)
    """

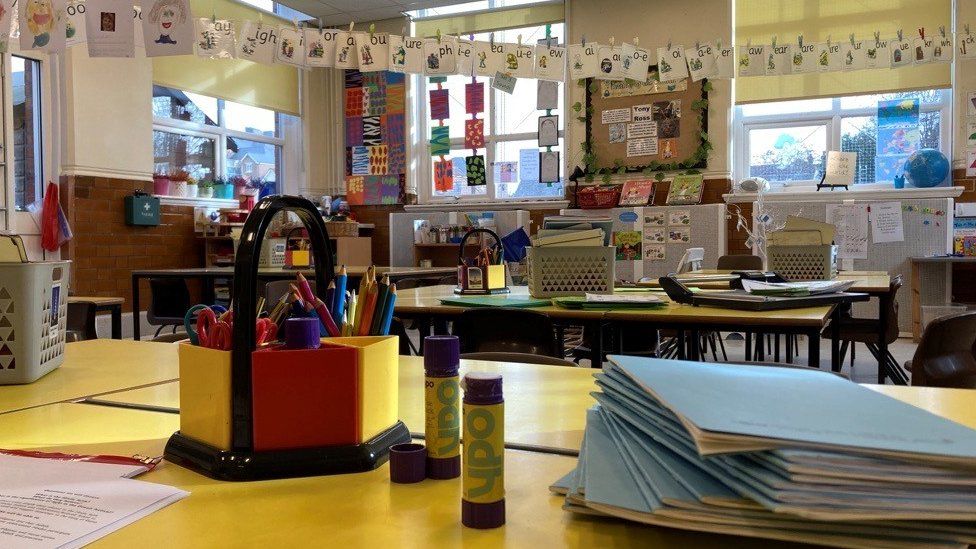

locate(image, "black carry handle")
(457, 228), (503, 265)
(230, 195), (335, 451)
(658, 275), (695, 304)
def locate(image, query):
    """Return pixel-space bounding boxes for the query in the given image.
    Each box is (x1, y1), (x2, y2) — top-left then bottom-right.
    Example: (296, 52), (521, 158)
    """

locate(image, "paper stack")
(552, 356), (976, 548)
(541, 215), (613, 246)
(552, 293), (667, 310)
(741, 279), (856, 297)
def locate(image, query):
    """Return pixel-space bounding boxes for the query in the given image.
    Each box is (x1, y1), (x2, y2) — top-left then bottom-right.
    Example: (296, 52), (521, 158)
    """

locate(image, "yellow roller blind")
(735, 0), (951, 104)
(414, 1), (563, 38)
(152, 0), (299, 115)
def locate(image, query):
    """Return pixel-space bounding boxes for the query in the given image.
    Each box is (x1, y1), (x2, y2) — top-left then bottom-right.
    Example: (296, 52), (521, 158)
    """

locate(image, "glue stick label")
(425, 376), (460, 459)
(463, 402), (505, 503)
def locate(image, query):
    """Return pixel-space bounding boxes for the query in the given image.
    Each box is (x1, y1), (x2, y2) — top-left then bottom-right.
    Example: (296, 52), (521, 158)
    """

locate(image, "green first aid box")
(124, 195), (160, 226)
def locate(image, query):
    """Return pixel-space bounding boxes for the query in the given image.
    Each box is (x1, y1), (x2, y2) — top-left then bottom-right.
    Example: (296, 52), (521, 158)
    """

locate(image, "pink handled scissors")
(255, 318), (278, 346)
(197, 308), (233, 350)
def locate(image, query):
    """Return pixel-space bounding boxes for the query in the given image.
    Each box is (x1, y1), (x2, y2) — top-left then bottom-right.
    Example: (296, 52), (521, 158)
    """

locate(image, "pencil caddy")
(767, 244), (838, 281)
(454, 228), (508, 295)
(284, 226), (311, 269)
(0, 261), (69, 384)
(165, 195), (410, 481)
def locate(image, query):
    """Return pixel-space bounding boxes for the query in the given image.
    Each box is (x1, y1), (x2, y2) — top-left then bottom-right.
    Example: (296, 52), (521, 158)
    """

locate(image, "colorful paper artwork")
(383, 114), (405, 146)
(345, 70), (364, 88)
(362, 116), (382, 146)
(388, 142), (406, 175)
(465, 119), (485, 149)
(142, 0), (194, 56)
(345, 176), (365, 205)
(366, 89), (386, 116)
(380, 175), (402, 204)
(465, 82), (485, 114)
(429, 88), (450, 120)
(345, 117), (363, 146)
(368, 145), (388, 175)
(386, 84), (405, 113)
(434, 159), (454, 191)
(351, 146), (370, 175)
(430, 125), (450, 156)
(345, 88), (364, 117)
(466, 155), (487, 186)
(20, 0), (66, 52)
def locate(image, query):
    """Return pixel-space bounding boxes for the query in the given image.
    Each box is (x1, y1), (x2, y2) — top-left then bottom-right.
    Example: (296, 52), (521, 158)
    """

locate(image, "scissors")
(196, 308), (233, 351)
(255, 318), (278, 346)
(183, 304), (228, 345)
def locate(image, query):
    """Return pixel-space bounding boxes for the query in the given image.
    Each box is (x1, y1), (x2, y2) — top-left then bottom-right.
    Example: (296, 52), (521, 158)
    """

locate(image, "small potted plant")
(169, 169), (190, 198)
(152, 172), (171, 196)
(186, 176), (199, 198)
(212, 177), (232, 199)
(198, 179), (214, 198)
(231, 176), (248, 199)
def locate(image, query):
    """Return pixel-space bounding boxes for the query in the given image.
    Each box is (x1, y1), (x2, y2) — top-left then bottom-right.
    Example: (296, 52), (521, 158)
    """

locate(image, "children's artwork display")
(538, 115), (559, 147)
(275, 26), (305, 67)
(194, 18), (234, 60)
(237, 21), (276, 64)
(875, 98), (920, 184)
(344, 71), (406, 205)
(20, 0), (66, 52)
(85, 0), (135, 57)
(65, 0), (88, 48)
(142, 0), (193, 56)
(304, 28), (337, 68)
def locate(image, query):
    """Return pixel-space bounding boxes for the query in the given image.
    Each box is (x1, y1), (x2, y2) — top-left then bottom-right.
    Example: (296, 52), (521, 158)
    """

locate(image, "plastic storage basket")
(526, 246), (615, 297)
(258, 237), (286, 268)
(767, 244), (837, 281)
(0, 261), (70, 384)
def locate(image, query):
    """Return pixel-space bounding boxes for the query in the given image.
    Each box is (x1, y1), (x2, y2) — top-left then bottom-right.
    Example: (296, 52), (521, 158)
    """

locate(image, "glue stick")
(461, 372), (504, 529)
(424, 336), (461, 479)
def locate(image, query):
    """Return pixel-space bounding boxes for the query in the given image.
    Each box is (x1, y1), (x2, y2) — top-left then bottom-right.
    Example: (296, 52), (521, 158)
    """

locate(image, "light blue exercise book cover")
(608, 355), (976, 461)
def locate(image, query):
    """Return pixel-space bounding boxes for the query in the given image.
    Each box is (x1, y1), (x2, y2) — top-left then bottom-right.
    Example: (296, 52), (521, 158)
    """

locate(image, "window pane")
(238, 0), (272, 11)
(431, 152), (488, 199)
(494, 140), (564, 199)
(13, 56), (43, 211)
(153, 130), (216, 180)
(840, 89), (946, 110)
(226, 137), (278, 185)
(747, 125), (827, 182)
(223, 99), (278, 137)
(919, 111), (941, 150)
(739, 98), (831, 117)
(152, 85), (217, 125)
(840, 116), (876, 185)
(274, 3), (311, 21)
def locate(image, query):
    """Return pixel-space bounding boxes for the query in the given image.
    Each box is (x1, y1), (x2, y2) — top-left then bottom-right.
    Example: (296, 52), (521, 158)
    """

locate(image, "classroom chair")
(716, 254), (763, 271)
(909, 311), (976, 389)
(66, 301), (98, 342)
(452, 308), (560, 357)
(151, 331), (190, 343)
(147, 279), (192, 337)
(823, 275), (902, 378)
(461, 351), (577, 367)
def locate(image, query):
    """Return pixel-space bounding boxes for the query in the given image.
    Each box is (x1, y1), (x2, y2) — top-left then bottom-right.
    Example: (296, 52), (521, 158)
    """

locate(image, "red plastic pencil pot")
(165, 195), (410, 481)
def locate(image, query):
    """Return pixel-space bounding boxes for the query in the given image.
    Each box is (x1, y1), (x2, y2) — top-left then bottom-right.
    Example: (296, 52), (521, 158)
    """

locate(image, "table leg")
(676, 330), (686, 360)
(808, 329), (820, 368)
(590, 320), (603, 368)
(131, 274), (141, 341)
(555, 324), (565, 356)
(745, 332), (752, 361)
(111, 305), (122, 340)
(911, 261), (922, 342)
(831, 306), (841, 373)
(877, 293), (890, 384)
(417, 317), (432, 355)
(774, 334), (781, 362)
(756, 332), (766, 361)
(689, 330), (700, 361)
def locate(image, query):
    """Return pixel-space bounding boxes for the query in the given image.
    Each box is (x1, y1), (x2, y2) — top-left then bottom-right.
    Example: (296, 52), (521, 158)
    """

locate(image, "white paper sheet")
(826, 203), (869, 259)
(305, 28), (337, 68)
(84, 0), (134, 57)
(142, 0), (193, 56)
(869, 202), (905, 244)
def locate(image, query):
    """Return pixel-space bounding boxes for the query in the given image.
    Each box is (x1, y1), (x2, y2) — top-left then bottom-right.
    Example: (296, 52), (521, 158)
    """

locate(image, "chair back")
(461, 352), (576, 367)
(911, 311), (976, 388)
(883, 275), (903, 344)
(147, 279), (191, 325)
(717, 254), (763, 271)
(438, 274), (459, 286)
(66, 301), (98, 341)
(394, 277), (430, 291)
(264, 279), (316, 307)
(452, 308), (558, 356)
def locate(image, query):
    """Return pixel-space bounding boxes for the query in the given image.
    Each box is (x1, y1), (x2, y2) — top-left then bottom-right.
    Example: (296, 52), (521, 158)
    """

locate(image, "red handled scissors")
(197, 308), (233, 350)
(255, 318), (278, 346)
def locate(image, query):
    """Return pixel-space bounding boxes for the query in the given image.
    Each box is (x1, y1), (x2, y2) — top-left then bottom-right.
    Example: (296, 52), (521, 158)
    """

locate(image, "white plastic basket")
(259, 237), (287, 268)
(767, 245), (837, 281)
(0, 261), (70, 384)
(526, 246), (615, 297)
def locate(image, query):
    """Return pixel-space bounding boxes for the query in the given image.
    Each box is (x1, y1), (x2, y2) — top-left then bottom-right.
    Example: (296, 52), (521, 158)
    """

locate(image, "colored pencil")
(379, 285), (397, 336)
(333, 266), (348, 326)
(295, 272), (316, 303)
(309, 297), (341, 337)
(324, 280), (336, 320)
(353, 267), (372, 334)
(369, 275), (391, 336)
(358, 282), (380, 336)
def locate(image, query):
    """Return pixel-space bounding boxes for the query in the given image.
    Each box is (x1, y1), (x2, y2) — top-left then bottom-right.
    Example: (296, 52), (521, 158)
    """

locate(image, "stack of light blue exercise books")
(551, 356), (976, 548)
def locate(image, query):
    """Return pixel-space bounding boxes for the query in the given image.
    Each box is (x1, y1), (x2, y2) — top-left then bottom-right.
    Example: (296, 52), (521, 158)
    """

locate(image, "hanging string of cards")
(5, 1), (973, 75)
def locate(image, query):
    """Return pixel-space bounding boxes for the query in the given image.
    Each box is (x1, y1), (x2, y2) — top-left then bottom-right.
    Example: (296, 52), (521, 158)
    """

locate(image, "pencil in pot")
(368, 276), (391, 336)
(333, 266), (348, 326)
(379, 284), (397, 336)
(358, 280), (380, 336)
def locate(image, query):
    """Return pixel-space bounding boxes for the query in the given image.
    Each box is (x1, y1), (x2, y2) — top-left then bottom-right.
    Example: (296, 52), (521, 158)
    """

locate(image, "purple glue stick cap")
(462, 372), (503, 405)
(424, 336), (460, 376)
(389, 443), (427, 484)
(284, 317), (321, 349)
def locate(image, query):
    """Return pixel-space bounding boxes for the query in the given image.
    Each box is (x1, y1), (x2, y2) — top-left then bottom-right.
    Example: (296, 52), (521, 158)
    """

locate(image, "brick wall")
(62, 175), (204, 313)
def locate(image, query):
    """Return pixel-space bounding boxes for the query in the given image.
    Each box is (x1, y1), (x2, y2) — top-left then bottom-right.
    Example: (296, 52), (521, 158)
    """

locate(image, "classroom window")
(152, 85), (292, 194)
(418, 22), (565, 203)
(12, 56), (43, 211)
(735, 89), (950, 186)
(237, 0), (311, 20)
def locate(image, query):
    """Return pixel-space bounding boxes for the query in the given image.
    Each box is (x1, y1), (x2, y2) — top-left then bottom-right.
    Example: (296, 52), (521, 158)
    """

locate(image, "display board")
(344, 70), (406, 205)
(585, 68), (708, 173)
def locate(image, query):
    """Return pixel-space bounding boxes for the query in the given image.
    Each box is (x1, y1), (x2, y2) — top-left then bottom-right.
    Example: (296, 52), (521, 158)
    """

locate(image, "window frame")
(152, 87), (286, 190)
(733, 89), (951, 188)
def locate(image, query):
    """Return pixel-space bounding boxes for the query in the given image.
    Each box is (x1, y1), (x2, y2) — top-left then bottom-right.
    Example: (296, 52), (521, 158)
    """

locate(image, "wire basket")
(526, 246), (615, 297)
(0, 261), (69, 384)
(767, 244), (838, 281)
(576, 185), (622, 209)
(325, 221), (359, 237)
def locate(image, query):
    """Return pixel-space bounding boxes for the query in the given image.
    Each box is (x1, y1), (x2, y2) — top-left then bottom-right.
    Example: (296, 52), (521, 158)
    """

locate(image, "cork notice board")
(585, 69), (707, 172)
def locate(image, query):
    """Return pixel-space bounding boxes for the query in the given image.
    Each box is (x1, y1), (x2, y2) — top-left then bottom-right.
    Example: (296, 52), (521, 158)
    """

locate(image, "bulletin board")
(344, 70), (407, 205)
(585, 68), (708, 173)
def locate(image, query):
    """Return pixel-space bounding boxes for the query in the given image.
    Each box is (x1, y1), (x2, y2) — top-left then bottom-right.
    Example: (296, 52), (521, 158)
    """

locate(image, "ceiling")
(274, 0), (477, 25)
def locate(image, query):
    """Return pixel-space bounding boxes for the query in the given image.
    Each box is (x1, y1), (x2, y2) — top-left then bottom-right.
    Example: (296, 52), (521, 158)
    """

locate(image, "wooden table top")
(68, 296), (125, 306)
(395, 285), (834, 327)
(130, 266), (457, 278)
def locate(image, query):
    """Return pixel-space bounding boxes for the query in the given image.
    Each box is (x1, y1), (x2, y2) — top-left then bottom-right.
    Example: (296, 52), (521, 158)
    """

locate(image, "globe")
(903, 149), (950, 188)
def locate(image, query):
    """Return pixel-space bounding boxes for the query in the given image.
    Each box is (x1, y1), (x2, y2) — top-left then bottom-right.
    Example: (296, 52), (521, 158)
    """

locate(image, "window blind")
(735, 0), (951, 104)
(151, 0), (300, 115)
(413, 1), (563, 38)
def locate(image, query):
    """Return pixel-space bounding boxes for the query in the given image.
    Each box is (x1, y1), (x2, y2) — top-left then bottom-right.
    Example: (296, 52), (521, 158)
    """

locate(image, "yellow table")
(0, 403), (804, 549)
(0, 340), (178, 414)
